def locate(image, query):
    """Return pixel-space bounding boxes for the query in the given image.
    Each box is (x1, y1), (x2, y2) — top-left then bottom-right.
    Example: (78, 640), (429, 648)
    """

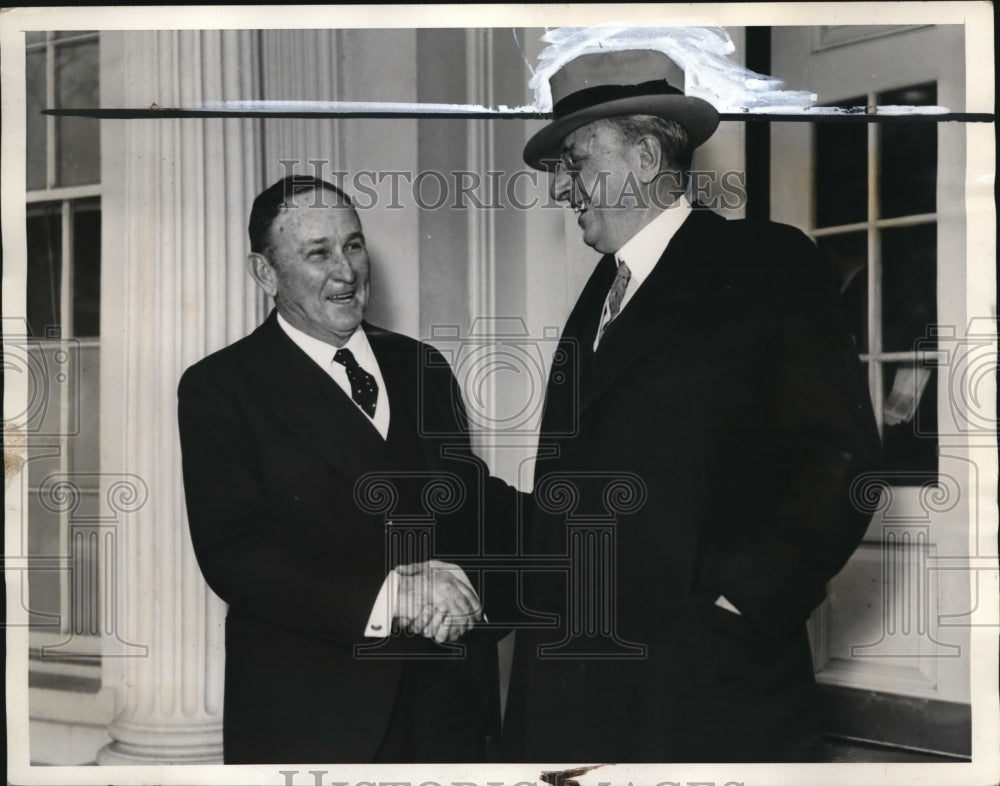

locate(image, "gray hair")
(597, 115), (694, 177)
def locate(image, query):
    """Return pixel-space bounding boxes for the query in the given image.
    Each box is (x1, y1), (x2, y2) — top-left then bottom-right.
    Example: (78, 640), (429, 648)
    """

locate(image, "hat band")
(553, 79), (684, 119)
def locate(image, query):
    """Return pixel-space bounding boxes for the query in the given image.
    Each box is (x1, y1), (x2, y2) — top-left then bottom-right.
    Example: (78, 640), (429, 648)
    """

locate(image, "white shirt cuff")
(363, 562), (485, 637)
(364, 569), (399, 638)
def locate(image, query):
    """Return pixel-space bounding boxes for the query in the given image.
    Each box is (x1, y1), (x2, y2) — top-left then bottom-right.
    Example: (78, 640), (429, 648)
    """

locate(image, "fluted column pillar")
(97, 30), (263, 764)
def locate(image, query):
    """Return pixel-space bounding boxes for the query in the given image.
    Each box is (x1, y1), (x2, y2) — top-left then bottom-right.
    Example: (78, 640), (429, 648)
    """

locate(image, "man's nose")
(550, 164), (572, 203)
(329, 253), (356, 282)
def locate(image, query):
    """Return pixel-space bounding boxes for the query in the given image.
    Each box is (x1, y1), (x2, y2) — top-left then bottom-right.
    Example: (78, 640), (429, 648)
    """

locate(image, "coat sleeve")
(699, 225), (883, 634)
(420, 346), (524, 632)
(178, 360), (389, 646)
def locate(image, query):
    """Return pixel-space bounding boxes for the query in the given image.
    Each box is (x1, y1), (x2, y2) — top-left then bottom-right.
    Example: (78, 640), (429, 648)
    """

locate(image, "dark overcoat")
(502, 209), (882, 762)
(179, 313), (509, 763)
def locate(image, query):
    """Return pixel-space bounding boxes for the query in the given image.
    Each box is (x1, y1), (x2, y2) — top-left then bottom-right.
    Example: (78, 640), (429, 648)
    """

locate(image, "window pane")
(72, 200), (101, 337)
(69, 343), (101, 474)
(28, 492), (63, 629)
(878, 83), (937, 219)
(54, 39), (100, 187)
(25, 32), (47, 45)
(26, 205), (62, 338)
(814, 94), (867, 228)
(882, 363), (937, 475)
(817, 231), (868, 352)
(26, 48), (47, 191)
(881, 223), (937, 352)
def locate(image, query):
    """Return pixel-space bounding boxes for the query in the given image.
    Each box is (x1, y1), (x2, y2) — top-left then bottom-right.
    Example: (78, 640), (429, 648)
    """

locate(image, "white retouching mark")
(530, 25), (818, 113)
(196, 27), (950, 117)
(528, 26), (949, 114)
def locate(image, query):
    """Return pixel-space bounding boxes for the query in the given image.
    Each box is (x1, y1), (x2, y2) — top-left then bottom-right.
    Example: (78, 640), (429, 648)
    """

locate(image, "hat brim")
(523, 94), (720, 171)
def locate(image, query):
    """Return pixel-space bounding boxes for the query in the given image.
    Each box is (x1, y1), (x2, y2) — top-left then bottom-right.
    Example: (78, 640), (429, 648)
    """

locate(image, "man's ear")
(634, 135), (663, 185)
(246, 252), (278, 298)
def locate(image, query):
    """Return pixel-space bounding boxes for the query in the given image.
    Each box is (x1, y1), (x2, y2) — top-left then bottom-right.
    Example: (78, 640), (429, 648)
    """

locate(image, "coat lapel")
(240, 312), (389, 476)
(577, 208), (728, 416)
(538, 254), (616, 438)
(365, 324), (421, 452)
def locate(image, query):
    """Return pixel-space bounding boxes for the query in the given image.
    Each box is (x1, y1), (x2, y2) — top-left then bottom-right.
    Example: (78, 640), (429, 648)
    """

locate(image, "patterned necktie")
(601, 259), (632, 338)
(333, 348), (378, 418)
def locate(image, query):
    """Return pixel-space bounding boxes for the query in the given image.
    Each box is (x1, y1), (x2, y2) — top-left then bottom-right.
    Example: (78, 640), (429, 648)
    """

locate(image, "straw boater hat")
(523, 49), (721, 171)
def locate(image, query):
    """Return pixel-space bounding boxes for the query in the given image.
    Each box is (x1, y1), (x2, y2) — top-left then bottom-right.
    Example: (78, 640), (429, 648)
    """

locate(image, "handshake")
(394, 560), (484, 644)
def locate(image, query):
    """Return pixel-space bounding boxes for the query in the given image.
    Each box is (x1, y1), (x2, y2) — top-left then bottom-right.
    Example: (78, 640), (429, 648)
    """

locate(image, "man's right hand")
(395, 560), (483, 644)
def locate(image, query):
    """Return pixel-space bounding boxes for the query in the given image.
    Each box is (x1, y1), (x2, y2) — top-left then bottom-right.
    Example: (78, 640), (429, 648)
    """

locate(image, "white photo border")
(2, 3), (996, 786)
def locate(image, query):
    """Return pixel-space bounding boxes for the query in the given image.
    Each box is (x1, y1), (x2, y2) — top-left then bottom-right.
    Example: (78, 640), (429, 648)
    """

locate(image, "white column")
(97, 30), (263, 764)
(259, 29), (344, 182)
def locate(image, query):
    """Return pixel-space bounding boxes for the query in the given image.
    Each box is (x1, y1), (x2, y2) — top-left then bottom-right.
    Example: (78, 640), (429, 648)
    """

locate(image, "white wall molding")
(465, 28), (499, 467)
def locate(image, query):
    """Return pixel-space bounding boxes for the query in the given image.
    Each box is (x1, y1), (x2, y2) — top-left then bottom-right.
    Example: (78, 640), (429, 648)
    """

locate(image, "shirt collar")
(615, 194), (692, 281)
(276, 312), (373, 370)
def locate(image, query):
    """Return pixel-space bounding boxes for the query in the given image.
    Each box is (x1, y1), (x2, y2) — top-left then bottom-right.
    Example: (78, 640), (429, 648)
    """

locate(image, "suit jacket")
(502, 208), (882, 762)
(178, 312), (510, 763)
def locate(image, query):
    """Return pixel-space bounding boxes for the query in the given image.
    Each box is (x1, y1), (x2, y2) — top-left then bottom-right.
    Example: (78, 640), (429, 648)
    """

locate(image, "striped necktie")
(600, 259), (632, 339)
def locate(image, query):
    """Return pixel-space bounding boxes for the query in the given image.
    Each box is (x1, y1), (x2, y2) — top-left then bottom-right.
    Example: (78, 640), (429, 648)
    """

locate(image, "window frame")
(25, 30), (103, 673)
(26, 30), (101, 195)
(808, 85), (942, 467)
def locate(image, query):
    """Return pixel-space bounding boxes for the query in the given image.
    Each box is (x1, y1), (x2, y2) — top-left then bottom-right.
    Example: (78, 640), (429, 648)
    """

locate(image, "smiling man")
(178, 176), (511, 763)
(503, 50), (882, 762)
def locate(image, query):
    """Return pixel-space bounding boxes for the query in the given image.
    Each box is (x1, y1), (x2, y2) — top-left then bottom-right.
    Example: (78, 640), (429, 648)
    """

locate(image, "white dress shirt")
(275, 314), (478, 635)
(594, 195), (692, 351)
(277, 314), (396, 635)
(276, 313), (390, 439)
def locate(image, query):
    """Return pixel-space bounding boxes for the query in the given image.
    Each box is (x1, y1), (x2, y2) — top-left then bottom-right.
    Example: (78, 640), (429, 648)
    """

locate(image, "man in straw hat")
(502, 49), (882, 762)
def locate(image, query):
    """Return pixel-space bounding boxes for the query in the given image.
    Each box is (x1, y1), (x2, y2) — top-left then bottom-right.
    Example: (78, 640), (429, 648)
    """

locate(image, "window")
(812, 83), (939, 476)
(25, 31), (103, 678)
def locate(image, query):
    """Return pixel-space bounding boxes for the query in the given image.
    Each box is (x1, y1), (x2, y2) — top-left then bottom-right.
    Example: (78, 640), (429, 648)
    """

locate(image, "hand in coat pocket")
(714, 594), (741, 615)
